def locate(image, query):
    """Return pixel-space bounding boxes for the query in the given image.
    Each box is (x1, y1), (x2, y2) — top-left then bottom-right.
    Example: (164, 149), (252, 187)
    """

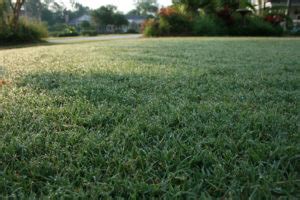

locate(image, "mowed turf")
(0, 38), (299, 199)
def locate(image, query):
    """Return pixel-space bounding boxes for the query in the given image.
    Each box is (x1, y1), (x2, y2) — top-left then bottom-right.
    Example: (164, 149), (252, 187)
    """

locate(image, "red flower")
(264, 14), (284, 25)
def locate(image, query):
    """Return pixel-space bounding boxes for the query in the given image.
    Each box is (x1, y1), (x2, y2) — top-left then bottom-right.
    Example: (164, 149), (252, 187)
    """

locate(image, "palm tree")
(257, 0), (264, 14)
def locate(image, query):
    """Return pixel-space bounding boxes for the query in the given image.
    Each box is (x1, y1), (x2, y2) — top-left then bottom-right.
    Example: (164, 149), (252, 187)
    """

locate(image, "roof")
(69, 14), (91, 25)
(126, 15), (148, 21)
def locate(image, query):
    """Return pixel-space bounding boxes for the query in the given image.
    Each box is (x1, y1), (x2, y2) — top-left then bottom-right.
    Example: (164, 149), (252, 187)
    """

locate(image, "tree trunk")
(258, 0), (263, 15)
(9, 0), (26, 30)
(286, 0), (292, 29)
(257, 0), (267, 15)
(287, 0), (292, 17)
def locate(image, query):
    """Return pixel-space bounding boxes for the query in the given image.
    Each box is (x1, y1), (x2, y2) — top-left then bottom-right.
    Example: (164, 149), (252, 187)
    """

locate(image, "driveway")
(47, 34), (142, 43)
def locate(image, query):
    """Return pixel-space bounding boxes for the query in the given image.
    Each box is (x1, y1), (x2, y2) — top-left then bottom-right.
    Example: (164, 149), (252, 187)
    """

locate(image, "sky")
(62, 0), (173, 13)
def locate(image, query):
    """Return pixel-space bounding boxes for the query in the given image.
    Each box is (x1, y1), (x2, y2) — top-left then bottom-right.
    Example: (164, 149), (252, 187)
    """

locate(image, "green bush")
(0, 18), (48, 44)
(58, 26), (79, 37)
(143, 7), (193, 37)
(79, 21), (98, 36)
(127, 28), (139, 34)
(48, 23), (67, 33)
(80, 21), (92, 30)
(158, 18), (171, 36)
(163, 15), (192, 35)
(143, 19), (160, 37)
(142, 6), (285, 37)
(229, 16), (283, 36)
(48, 24), (77, 37)
(159, 7), (193, 36)
(193, 16), (227, 36)
(81, 30), (98, 36)
(17, 19), (48, 40)
(0, 23), (12, 41)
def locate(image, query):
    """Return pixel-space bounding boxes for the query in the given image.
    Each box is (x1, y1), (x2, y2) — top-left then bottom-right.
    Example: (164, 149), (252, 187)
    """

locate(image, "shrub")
(127, 28), (139, 34)
(17, 19), (48, 40)
(143, 7), (194, 37)
(229, 16), (283, 36)
(80, 21), (98, 36)
(58, 26), (79, 37)
(264, 14), (284, 26)
(48, 24), (81, 37)
(48, 23), (67, 32)
(217, 6), (235, 26)
(0, 18), (48, 43)
(143, 19), (160, 37)
(142, 5), (285, 37)
(263, 6), (287, 27)
(158, 18), (171, 36)
(0, 23), (12, 41)
(193, 16), (227, 36)
(80, 21), (92, 30)
(159, 7), (177, 17)
(159, 7), (193, 35)
(81, 30), (98, 36)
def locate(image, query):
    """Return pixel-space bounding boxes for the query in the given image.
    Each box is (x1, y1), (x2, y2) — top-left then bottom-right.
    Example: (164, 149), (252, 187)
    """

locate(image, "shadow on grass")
(0, 40), (57, 50)
(0, 36), (141, 50)
(19, 71), (186, 106)
(1, 69), (297, 199)
(16, 71), (206, 138)
(17, 70), (299, 136)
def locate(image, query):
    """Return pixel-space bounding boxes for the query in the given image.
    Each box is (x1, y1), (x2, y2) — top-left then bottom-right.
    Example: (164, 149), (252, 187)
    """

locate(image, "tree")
(114, 13), (129, 26)
(69, 1), (90, 19)
(43, 0), (54, 7)
(172, 0), (254, 15)
(92, 5), (128, 32)
(80, 20), (91, 29)
(8, 0), (26, 29)
(41, 0), (65, 26)
(92, 5), (116, 28)
(172, 0), (204, 13)
(0, 0), (9, 23)
(257, 0), (263, 14)
(127, 9), (140, 16)
(135, 0), (158, 16)
(24, 0), (42, 20)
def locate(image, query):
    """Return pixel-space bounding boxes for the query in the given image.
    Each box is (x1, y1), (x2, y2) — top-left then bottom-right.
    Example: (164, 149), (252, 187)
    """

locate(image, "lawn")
(0, 38), (299, 198)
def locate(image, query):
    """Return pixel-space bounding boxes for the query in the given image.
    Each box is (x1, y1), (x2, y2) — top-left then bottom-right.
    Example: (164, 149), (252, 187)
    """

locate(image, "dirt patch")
(0, 80), (7, 87)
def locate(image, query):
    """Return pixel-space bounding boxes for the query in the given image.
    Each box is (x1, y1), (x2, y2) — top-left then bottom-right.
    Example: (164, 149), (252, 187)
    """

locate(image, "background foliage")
(143, 0), (287, 36)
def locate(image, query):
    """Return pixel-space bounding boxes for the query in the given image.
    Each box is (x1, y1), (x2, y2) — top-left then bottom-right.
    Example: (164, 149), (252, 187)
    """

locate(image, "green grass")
(0, 37), (299, 199)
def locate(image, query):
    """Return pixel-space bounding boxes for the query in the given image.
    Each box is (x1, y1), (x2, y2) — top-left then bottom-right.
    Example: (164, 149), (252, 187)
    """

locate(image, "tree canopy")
(133, 0), (158, 16)
(172, 0), (255, 14)
(92, 5), (128, 28)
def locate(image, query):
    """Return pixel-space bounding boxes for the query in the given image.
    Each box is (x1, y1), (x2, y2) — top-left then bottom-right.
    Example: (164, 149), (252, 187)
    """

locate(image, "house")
(269, 0), (300, 20)
(250, 0), (300, 20)
(68, 14), (146, 33)
(69, 14), (92, 26)
(249, 0), (300, 28)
